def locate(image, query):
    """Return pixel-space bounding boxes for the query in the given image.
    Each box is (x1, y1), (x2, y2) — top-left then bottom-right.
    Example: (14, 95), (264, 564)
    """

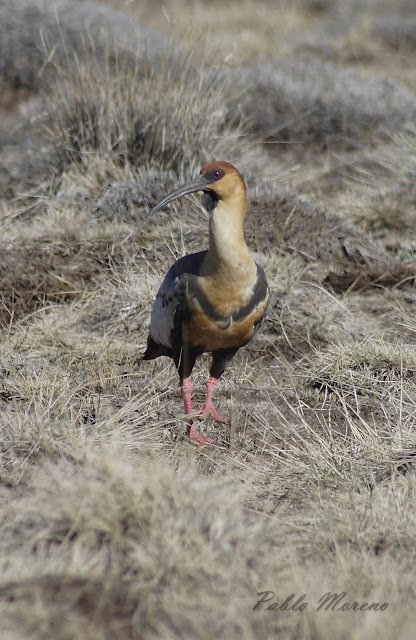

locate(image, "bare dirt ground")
(1, 0), (416, 638)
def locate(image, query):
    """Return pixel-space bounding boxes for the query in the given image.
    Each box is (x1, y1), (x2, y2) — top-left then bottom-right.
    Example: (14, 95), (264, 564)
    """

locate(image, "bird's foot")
(194, 401), (228, 425)
(193, 376), (228, 424)
(187, 421), (218, 446)
(181, 376), (223, 444)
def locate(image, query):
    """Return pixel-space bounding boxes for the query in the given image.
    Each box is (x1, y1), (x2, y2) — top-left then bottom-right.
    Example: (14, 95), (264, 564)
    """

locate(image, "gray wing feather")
(148, 251), (207, 349)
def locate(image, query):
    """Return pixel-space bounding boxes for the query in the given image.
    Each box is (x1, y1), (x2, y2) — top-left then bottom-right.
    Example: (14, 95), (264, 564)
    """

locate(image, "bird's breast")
(187, 298), (268, 352)
(185, 264), (269, 352)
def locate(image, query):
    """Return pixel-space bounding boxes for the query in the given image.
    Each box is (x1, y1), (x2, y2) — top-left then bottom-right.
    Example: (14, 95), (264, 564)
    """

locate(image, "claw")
(187, 421), (218, 446)
(195, 402), (228, 424)
(180, 376), (219, 445)
(194, 375), (228, 424)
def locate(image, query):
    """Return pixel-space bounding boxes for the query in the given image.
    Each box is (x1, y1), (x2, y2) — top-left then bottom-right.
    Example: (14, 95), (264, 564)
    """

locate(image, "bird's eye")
(213, 170), (221, 177)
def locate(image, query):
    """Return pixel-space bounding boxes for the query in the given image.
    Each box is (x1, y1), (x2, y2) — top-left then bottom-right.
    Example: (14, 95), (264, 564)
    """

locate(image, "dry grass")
(1, 0), (416, 638)
(44, 45), (251, 184)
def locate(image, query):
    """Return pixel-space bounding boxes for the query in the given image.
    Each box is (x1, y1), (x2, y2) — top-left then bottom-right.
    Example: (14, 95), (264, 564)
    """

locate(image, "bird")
(142, 161), (269, 445)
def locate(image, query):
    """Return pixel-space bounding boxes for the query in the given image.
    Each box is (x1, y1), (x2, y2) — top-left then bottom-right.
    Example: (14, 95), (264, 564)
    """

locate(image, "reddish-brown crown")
(200, 161), (246, 202)
(200, 160), (242, 176)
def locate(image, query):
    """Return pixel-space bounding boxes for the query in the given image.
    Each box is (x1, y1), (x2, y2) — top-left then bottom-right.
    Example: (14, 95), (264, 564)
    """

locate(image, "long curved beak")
(141, 175), (210, 225)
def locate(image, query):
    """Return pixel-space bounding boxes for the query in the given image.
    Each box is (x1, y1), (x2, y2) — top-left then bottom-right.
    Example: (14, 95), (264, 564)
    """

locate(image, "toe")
(196, 404), (228, 424)
(187, 422), (218, 446)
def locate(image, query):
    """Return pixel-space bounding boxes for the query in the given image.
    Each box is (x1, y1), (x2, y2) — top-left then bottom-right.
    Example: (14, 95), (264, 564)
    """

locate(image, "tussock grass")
(373, 14), (416, 52)
(0, 0), (163, 94)
(1, 0), (416, 637)
(340, 131), (416, 237)
(137, 0), (314, 64)
(245, 189), (414, 292)
(44, 42), (253, 187)
(238, 56), (416, 154)
(311, 340), (416, 390)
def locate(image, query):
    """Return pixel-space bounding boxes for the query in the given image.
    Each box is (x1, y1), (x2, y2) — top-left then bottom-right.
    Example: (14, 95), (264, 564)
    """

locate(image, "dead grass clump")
(0, 321), (176, 487)
(266, 270), (353, 357)
(0, 454), (283, 639)
(0, 0), (172, 200)
(245, 189), (414, 290)
(0, 244), (101, 327)
(137, 0), (319, 65)
(44, 44), (251, 191)
(0, 196), (145, 327)
(1, 445), (413, 639)
(237, 375), (415, 503)
(346, 189), (416, 239)
(0, 0), (163, 95)
(0, 107), (60, 198)
(91, 171), (179, 221)
(320, 131), (416, 265)
(311, 471), (416, 554)
(373, 15), (416, 52)
(310, 340), (416, 394)
(238, 56), (416, 153)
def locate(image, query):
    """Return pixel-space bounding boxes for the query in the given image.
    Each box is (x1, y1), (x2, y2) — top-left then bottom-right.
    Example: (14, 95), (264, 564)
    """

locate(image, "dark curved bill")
(141, 175), (209, 226)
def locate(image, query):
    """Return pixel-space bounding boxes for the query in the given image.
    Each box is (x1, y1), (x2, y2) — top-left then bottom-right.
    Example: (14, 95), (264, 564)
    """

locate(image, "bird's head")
(142, 161), (246, 224)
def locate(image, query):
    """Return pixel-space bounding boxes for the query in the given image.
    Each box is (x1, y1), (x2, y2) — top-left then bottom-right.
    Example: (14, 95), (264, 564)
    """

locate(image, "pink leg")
(180, 377), (218, 446)
(180, 377), (193, 414)
(195, 376), (228, 424)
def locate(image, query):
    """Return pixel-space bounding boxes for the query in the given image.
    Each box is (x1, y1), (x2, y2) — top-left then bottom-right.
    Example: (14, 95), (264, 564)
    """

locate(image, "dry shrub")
(237, 56), (416, 153)
(44, 43), (251, 187)
(0, 0), (170, 198)
(310, 340), (416, 393)
(0, 454), (275, 639)
(0, 444), (415, 639)
(0, 0), (164, 94)
(373, 15), (416, 51)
